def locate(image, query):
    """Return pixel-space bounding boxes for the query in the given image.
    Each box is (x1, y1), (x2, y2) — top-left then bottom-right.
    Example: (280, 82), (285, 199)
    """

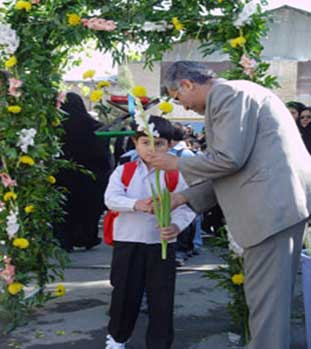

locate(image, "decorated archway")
(0, 0), (277, 331)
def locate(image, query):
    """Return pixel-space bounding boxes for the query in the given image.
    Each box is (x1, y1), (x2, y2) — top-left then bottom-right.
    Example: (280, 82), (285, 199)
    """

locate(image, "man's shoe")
(105, 334), (126, 349)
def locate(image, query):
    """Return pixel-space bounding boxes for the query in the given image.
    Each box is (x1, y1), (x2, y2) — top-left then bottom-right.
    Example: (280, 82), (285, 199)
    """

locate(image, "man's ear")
(180, 79), (194, 91)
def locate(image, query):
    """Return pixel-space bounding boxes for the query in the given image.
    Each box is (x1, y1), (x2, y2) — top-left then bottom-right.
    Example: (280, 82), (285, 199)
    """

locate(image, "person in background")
(297, 106), (311, 155)
(184, 124), (194, 138)
(286, 101), (305, 122)
(56, 92), (113, 251)
(104, 115), (195, 349)
(170, 123), (196, 266)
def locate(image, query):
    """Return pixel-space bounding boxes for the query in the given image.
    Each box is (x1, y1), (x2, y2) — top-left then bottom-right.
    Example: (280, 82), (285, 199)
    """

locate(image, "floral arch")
(0, 0), (277, 330)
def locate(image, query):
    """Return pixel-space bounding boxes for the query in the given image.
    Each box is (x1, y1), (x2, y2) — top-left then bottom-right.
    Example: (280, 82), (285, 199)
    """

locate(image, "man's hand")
(134, 198), (153, 213)
(148, 153), (178, 171)
(170, 192), (188, 210)
(160, 223), (181, 241)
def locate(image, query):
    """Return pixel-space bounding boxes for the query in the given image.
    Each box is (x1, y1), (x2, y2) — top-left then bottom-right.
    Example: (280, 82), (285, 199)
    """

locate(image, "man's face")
(134, 136), (169, 164)
(168, 80), (206, 115)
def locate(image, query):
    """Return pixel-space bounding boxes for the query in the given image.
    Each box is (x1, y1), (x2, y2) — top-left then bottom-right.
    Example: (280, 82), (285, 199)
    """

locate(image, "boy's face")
(133, 136), (170, 165)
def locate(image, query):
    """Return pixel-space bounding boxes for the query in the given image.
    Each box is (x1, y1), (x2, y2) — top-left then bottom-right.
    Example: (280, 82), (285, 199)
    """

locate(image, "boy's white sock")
(105, 334), (126, 349)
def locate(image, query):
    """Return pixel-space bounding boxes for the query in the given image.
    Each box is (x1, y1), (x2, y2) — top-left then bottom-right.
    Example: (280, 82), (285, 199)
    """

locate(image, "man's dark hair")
(132, 115), (174, 141)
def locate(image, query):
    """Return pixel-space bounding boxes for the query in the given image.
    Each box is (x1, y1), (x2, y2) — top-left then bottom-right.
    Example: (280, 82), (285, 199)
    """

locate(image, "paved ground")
(0, 239), (307, 349)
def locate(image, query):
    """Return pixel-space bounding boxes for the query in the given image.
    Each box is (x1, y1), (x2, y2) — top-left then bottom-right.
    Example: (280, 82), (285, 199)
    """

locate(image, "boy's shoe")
(105, 334), (126, 349)
(175, 257), (185, 267)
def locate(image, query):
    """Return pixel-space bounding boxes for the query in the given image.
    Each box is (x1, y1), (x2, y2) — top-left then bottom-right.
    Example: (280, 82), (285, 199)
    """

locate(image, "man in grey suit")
(149, 61), (311, 349)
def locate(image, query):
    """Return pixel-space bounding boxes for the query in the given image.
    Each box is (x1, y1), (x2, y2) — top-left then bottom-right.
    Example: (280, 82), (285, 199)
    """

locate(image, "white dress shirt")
(104, 158), (195, 244)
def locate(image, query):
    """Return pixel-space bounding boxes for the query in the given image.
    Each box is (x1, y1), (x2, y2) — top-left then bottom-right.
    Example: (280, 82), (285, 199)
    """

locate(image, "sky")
(266, 0), (311, 11)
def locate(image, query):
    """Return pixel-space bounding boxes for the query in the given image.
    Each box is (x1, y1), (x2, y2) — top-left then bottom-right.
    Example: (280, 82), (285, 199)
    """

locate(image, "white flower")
(134, 110), (149, 132)
(227, 227), (244, 257)
(148, 122), (160, 138)
(6, 209), (19, 239)
(233, 1), (258, 28)
(17, 128), (37, 153)
(142, 21), (168, 32)
(0, 22), (20, 54)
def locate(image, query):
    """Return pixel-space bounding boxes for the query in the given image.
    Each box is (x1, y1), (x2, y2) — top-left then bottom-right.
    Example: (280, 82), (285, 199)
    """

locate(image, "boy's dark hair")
(172, 122), (185, 141)
(132, 115), (174, 141)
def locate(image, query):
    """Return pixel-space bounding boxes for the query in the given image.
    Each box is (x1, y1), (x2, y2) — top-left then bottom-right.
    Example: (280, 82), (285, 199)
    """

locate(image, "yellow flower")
(7, 105), (22, 114)
(8, 282), (24, 296)
(13, 238), (30, 249)
(89, 89), (104, 103)
(82, 69), (96, 79)
(96, 80), (111, 89)
(24, 205), (35, 213)
(3, 191), (17, 201)
(52, 117), (61, 127)
(131, 85), (147, 98)
(5, 56), (17, 69)
(47, 175), (56, 184)
(231, 273), (245, 285)
(230, 36), (247, 48)
(172, 17), (184, 31)
(159, 101), (174, 114)
(15, 1), (32, 11)
(67, 13), (81, 26)
(19, 155), (35, 166)
(54, 284), (66, 297)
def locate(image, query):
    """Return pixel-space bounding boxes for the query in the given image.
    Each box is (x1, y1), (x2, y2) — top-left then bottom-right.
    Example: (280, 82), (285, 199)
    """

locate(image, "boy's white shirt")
(104, 158), (196, 244)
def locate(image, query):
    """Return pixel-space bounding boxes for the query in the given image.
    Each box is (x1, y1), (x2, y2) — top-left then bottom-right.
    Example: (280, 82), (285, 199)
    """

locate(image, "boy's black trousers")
(108, 241), (176, 349)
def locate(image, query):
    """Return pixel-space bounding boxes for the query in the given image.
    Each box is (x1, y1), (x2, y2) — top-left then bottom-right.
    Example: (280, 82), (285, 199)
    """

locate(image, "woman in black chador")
(57, 92), (113, 251)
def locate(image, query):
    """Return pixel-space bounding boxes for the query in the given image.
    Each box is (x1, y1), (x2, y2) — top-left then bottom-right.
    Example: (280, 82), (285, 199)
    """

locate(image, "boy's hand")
(134, 198), (153, 213)
(160, 223), (180, 241)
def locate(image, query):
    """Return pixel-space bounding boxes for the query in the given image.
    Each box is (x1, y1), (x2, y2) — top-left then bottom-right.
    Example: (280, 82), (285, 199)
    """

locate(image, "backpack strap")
(121, 160), (138, 189)
(164, 170), (179, 192)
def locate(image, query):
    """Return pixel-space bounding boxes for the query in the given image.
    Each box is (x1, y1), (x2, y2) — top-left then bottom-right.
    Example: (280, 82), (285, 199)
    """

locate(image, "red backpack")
(103, 161), (179, 246)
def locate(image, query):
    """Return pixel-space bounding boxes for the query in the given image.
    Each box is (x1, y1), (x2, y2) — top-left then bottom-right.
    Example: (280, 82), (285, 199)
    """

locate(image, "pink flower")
(0, 257), (15, 285)
(239, 54), (257, 78)
(56, 91), (66, 109)
(81, 18), (117, 31)
(8, 78), (23, 97)
(32, 0), (41, 4)
(0, 173), (17, 188)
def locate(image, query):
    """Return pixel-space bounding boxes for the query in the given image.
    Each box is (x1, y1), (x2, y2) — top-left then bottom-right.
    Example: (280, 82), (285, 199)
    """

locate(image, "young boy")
(104, 115), (195, 349)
